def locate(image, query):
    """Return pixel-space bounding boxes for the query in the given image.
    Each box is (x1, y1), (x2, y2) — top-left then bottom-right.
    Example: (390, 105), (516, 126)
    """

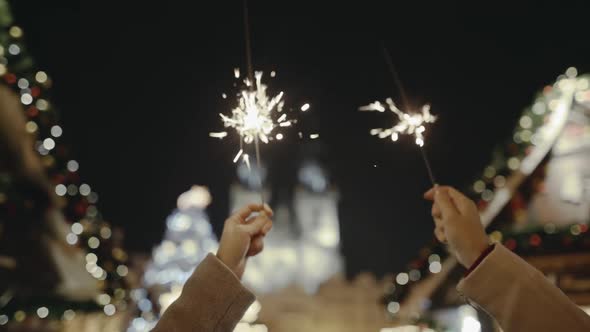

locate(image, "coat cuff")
(171, 253), (255, 331)
(464, 244), (495, 277)
(457, 244), (536, 302)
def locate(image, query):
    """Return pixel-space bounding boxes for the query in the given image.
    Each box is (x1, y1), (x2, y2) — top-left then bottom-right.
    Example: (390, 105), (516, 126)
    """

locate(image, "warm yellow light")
(9, 26), (23, 38)
(35, 71), (48, 83)
(25, 121), (38, 133)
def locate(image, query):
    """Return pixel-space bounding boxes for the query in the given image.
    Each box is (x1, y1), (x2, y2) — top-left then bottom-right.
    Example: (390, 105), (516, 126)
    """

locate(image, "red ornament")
(31, 86), (41, 97)
(477, 200), (488, 210)
(504, 239), (517, 251)
(26, 106), (39, 118)
(529, 234), (542, 247)
(409, 260), (423, 269)
(52, 174), (66, 184)
(75, 201), (88, 216)
(4, 73), (17, 84)
(511, 193), (527, 210)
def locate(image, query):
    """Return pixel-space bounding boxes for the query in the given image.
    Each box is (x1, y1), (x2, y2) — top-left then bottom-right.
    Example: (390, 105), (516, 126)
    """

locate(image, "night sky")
(10, 0), (590, 277)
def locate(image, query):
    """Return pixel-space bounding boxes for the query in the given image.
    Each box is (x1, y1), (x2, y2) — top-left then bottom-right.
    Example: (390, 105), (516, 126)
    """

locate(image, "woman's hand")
(216, 204), (273, 278)
(424, 186), (489, 268)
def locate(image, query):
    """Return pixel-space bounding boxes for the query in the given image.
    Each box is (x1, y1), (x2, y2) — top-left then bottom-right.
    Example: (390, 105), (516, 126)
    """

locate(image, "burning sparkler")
(360, 98), (436, 146)
(360, 98), (437, 185)
(210, 70), (295, 161)
(210, 69), (309, 203)
(211, 0), (311, 204)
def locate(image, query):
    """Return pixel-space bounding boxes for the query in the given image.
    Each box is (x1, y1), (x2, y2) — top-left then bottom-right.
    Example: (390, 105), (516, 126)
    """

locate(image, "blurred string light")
(36, 307), (49, 319)
(460, 305), (481, 332)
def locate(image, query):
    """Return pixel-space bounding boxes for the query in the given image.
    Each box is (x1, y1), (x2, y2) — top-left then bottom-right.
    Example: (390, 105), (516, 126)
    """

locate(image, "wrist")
(464, 244), (495, 277)
(216, 250), (231, 269)
(216, 251), (238, 274)
(463, 241), (491, 268)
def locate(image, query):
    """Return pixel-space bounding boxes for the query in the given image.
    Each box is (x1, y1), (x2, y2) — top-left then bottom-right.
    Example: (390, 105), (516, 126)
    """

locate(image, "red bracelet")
(464, 244), (495, 277)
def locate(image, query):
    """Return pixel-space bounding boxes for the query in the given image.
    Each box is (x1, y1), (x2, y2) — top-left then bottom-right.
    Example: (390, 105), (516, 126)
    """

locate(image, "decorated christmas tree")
(127, 186), (217, 331)
(0, 1), (132, 329)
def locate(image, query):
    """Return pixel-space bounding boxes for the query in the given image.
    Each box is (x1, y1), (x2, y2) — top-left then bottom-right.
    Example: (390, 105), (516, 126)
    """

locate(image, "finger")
(234, 204), (265, 221)
(244, 215), (273, 234)
(431, 203), (442, 219)
(262, 218), (273, 235)
(423, 185), (438, 200)
(263, 203), (274, 217)
(434, 226), (446, 243)
(431, 205), (444, 230)
(435, 188), (460, 218)
(242, 215), (272, 235)
(446, 187), (474, 214)
(247, 235), (264, 257)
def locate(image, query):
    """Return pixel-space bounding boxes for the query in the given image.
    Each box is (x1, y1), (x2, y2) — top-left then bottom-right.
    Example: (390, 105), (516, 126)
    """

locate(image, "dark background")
(10, 0), (590, 277)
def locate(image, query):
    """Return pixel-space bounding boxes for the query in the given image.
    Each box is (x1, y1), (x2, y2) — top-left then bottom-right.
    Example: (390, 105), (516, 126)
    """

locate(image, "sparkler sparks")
(360, 98), (436, 147)
(210, 70), (303, 165)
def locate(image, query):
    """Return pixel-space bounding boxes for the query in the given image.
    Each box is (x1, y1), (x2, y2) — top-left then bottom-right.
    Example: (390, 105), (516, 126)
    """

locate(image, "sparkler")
(360, 44), (438, 185)
(210, 71), (287, 147)
(360, 98), (437, 184)
(210, 0), (311, 204)
(210, 71), (296, 204)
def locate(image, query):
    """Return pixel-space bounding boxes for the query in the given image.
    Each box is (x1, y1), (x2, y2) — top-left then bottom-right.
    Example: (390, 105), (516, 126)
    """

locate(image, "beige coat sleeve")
(457, 244), (590, 332)
(152, 253), (255, 332)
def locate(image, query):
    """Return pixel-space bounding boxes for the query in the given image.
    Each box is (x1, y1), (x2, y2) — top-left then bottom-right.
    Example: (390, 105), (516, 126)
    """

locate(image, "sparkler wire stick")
(243, 0), (255, 84)
(254, 136), (265, 204)
(382, 43), (437, 185)
(420, 145), (436, 185)
(382, 43), (409, 108)
(213, 0), (304, 205)
(243, 0), (265, 203)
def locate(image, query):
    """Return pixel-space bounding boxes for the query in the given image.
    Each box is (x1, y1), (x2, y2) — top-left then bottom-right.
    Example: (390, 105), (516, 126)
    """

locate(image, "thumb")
(242, 215), (272, 236)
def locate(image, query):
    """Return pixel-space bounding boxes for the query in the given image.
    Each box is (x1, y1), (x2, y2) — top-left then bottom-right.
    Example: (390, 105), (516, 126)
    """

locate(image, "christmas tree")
(128, 186), (267, 332)
(127, 186), (217, 331)
(0, 1), (132, 329)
